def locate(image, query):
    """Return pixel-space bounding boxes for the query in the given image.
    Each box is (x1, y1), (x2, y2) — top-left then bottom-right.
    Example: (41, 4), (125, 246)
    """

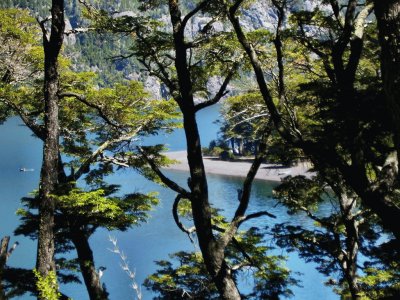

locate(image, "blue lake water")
(0, 107), (338, 299)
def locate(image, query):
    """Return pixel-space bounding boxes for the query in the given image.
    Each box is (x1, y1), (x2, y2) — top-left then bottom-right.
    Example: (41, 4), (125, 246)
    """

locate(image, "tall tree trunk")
(374, 0), (400, 166)
(70, 231), (108, 300)
(168, 1), (241, 298)
(36, 0), (65, 278)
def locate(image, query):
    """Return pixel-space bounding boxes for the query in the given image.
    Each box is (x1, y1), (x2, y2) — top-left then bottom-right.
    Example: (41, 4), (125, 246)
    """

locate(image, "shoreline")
(163, 151), (314, 182)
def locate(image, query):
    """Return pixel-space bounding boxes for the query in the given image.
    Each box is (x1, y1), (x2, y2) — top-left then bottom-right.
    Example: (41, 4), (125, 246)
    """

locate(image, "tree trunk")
(36, 0), (65, 278)
(70, 231), (108, 300)
(374, 0), (400, 167)
(0, 236), (10, 300)
(183, 111), (241, 300)
(336, 192), (361, 300)
(168, 1), (241, 298)
(343, 219), (361, 300)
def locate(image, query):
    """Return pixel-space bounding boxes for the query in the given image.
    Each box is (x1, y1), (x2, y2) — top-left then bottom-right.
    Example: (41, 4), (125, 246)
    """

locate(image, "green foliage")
(33, 270), (61, 300)
(273, 175), (326, 214)
(145, 234), (296, 299)
(144, 251), (218, 299)
(271, 174), (400, 297)
(220, 93), (267, 150)
(56, 188), (159, 230)
(359, 263), (400, 299)
(146, 200), (298, 299)
(0, 8), (43, 123)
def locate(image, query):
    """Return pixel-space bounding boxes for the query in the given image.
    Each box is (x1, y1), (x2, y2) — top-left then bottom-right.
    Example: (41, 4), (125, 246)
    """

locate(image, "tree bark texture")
(340, 195), (361, 300)
(36, 0), (65, 277)
(70, 231), (108, 300)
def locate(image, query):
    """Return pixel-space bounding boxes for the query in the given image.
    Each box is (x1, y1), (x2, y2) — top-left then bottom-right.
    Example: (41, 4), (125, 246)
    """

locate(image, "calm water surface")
(0, 108), (338, 299)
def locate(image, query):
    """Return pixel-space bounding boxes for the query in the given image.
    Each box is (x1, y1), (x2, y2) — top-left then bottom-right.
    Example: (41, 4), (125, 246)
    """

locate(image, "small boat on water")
(19, 168), (34, 172)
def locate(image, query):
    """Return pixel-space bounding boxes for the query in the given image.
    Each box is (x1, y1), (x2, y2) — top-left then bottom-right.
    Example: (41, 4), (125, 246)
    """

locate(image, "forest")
(0, 0), (399, 299)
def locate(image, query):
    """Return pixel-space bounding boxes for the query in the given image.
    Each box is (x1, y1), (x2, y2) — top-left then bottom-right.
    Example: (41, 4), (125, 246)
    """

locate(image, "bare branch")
(173, 194), (196, 243)
(36, 16), (51, 43)
(181, 0), (211, 30)
(138, 56), (177, 95)
(100, 155), (131, 168)
(332, 0), (358, 75)
(219, 142), (270, 248)
(239, 211), (276, 225)
(195, 62), (239, 112)
(71, 127), (144, 181)
(229, 0), (245, 15)
(345, 2), (374, 79)
(353, 3), (374, 39)
(227, 1), (301, 144)
(329, 0), (344, 28)
(138, 147), (191, 198)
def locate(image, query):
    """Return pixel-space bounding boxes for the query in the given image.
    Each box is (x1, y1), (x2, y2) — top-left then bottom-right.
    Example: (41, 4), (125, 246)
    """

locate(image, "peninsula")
(164, 151), (314, 182)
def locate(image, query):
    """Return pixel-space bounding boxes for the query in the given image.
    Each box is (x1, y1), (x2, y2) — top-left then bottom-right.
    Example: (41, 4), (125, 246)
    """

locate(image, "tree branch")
(345, 2), (374, 80)
(137, 147), (191, 198)
(229, 0), (245, 15)
(272, 0), (286, 103)
(219, 141), (274, 248)
(332, 0), (358, 77)
(70, 127), (144, 181)
(173, 194), (196, 243)
(194, 62), (238, 112)
(329, 0), (344, 28)
(227, 1), (302, 144)
(36, 16), (51, 44)
(0, 98), (45, 140)
(58, 91), (123, 131)
(181, 0), (211, 30)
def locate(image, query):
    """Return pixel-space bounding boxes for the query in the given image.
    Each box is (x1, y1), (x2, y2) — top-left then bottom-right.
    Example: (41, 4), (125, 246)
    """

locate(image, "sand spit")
(163, 151), (314, 182)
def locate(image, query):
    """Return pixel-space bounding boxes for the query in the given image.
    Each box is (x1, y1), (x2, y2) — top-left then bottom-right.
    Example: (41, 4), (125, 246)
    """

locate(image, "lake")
(0, 105), (338, 299)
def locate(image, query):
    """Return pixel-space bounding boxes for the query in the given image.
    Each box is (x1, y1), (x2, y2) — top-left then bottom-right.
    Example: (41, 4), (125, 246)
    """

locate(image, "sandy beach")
(163, 151), (314, 182)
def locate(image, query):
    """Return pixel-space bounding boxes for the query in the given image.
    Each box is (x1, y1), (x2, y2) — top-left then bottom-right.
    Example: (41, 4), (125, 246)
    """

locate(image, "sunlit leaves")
(144, 226), (297, 299)
(56, 188), (159, 230)
(0, 8), (43, 84)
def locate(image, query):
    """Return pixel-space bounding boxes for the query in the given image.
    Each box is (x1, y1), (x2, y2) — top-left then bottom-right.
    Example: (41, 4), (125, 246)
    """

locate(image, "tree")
(144, 202), (297, 299)
(0, 7), (180, 298)
(35, 0), (65, 289)
(273, 174), (378, 299)
(219, 93), (267, 156)
(224, 0), (400, 242)
(3, 70), (179, 299)
(79, 0), (292, 298)
(220, 0), (399, 297)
